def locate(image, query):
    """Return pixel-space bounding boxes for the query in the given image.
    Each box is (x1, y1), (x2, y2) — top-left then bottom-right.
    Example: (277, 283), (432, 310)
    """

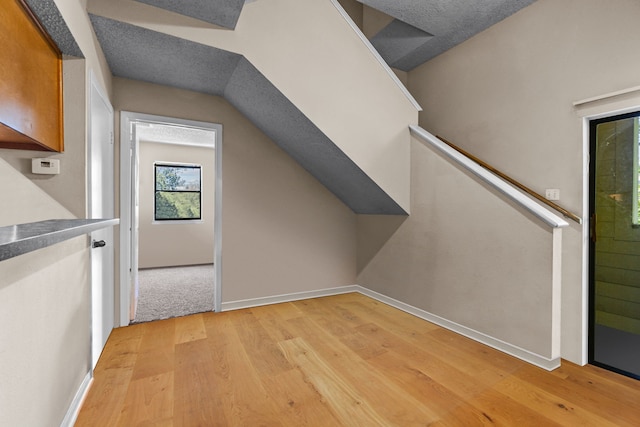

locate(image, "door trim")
(577, 92), (640, 366)
(87, 71), (115, 368)
(119, 112), (223, 326)
(587, 110), (640, 378)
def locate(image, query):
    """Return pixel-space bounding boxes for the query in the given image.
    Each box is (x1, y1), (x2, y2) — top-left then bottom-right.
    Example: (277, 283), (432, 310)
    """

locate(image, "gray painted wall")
(358, 138), (558, 361)
(408, 0), (640, 363)
(113, 77), (358, 304)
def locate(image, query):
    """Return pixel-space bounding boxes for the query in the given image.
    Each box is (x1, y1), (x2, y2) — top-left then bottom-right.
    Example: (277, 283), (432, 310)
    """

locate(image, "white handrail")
(330, 0), (423, 112)
(410, 125), (570, 229)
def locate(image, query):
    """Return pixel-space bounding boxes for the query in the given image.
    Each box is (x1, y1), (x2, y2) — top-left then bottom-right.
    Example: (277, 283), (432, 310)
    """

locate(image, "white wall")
(407, 0), (640, 364)
(113, 77), (357, 304)
(138, 141), (215, 268)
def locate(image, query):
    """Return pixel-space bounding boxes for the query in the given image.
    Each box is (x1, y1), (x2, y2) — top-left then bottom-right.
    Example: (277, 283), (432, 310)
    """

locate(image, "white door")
(89, 74), (115, 369)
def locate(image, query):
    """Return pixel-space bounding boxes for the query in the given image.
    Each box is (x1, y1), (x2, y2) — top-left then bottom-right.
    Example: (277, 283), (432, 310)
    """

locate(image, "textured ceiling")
(31, 0), (539, 214)
(369, 19), (433, 69)
(90, 15), (240, 96)
(360, 0), (537, 71)
(24, 0), (83, 57)
(90, 15), (405, 214)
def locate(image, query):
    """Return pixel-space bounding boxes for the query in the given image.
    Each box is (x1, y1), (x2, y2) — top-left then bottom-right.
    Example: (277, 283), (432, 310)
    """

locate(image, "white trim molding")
(221, 284), (561, 371)
(356, 287), (561, 371)
(575, 96), (640, 365)
(60, 373), (92, 427)
(574, 85), (640, 121)
(574, 84), (640, 107)
(119, 111), (223, 326)
(221, 285), (361, 311)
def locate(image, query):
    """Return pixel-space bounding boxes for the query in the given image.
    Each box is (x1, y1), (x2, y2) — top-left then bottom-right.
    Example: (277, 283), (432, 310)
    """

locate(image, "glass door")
(590, 111), (640, 379)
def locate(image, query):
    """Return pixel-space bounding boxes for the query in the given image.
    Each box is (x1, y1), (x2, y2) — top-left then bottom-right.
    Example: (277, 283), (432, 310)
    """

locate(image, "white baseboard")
(356, 286), (561, 371)
(220, 284), (560, 371)
(60, 371), (93, 427)
(221, 285), (361, 311)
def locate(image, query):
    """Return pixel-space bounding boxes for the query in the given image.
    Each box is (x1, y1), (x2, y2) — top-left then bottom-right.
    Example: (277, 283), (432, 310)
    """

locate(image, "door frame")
(578, 92), (640, 366)
(87, 71), (115, 368)
(119, 111), (222, 326)
(587, 110), (640, 376)
(573, 92), (640, 365)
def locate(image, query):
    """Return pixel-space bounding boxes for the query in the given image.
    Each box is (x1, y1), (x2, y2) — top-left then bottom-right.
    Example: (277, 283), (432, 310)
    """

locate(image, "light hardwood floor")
(75, 293), (640, 426)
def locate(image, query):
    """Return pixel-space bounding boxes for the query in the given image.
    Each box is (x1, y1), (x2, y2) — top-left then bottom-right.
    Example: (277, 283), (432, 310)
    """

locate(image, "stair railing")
(409, 125), (581, 227)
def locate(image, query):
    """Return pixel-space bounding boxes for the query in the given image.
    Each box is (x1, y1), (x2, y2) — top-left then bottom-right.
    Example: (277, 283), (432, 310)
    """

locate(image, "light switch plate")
(32, 158), (60, 175)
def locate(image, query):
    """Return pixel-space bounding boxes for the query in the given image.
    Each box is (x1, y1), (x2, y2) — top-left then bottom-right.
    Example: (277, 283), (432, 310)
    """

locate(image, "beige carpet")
(132, 264), (214, 324)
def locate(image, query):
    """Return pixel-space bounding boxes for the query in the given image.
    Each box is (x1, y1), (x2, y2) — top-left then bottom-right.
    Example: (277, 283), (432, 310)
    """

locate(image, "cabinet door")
(0, 0), (63, 152)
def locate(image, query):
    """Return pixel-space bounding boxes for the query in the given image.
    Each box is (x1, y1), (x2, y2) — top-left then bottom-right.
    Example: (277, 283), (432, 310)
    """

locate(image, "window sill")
(152, 220), (204, 225)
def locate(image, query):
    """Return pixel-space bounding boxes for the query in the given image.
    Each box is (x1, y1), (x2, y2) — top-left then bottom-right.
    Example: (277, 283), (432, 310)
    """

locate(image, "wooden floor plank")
(283, 316), (450, 425)
(353, 318), (502, 400)
(115, 372), (174, 425)
(465, 388), (563, 427)
(265, 300), (306, 321)
(423, 327), (524, 375)
(516, 362), (640, 426)
(77, 292), (640, 426)
(278, 337), (390, 426)
(173, 339), (223, 427)
(291, 298), (357, 338)
(130, 318), (176, 382)
(74, 326), (144, 427)
(231, 309), (292, 377)
(249, 303), (296, 342)
(339, 295), (441, 335)
(260, 368), (344, 426)
(559, 361), (640, 404)
(201, 310), (286, 427)
(174, 313), (207, 345)
(493, 375), (621, 427)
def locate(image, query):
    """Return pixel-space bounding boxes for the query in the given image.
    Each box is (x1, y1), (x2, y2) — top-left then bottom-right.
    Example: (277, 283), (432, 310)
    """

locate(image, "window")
(154, 163), (202, 221)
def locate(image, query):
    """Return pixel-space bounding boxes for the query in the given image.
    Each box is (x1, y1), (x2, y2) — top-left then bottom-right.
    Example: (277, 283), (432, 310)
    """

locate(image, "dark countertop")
(0, 218), (119, 261)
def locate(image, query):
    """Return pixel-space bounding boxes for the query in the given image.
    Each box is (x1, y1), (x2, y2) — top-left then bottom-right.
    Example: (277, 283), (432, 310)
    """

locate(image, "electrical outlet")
(545, 189), (560, 201)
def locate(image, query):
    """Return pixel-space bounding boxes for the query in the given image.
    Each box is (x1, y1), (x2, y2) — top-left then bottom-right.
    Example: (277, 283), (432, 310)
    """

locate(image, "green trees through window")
(154, 163), (201, 220)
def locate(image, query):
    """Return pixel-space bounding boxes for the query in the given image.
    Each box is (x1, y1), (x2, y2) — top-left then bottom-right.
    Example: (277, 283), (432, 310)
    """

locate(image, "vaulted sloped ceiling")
(89, 15), (241, 96)
(359, 0), (537, 71)
(27, 0), (539, 214)
(89, 14), (407, 214)
(24, 0), (83, 57)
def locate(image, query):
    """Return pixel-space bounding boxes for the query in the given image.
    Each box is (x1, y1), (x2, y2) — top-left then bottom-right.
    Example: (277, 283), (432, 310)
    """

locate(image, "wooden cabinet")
(0, 0), (63, 152)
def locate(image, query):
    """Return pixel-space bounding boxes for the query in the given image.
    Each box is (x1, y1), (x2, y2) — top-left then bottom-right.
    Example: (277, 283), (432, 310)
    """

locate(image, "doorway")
(119, 112), (222, 326)
(589, 111), (640, 379)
